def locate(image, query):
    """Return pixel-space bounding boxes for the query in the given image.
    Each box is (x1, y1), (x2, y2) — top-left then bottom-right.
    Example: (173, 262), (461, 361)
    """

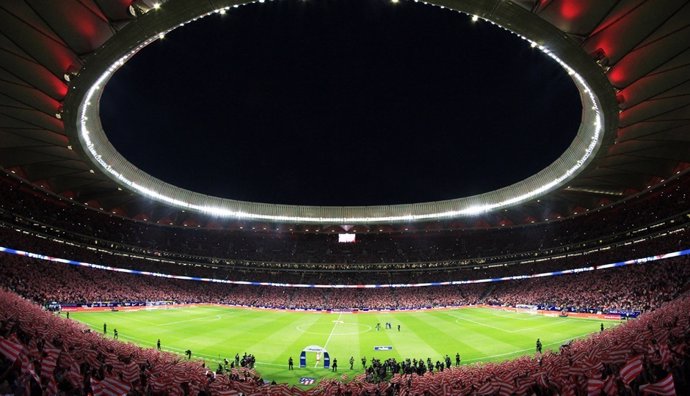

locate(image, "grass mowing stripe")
(403, 312), (486, 359)
(115, 333), (287, 368)
(158, 313), (223, 326)
(315, 312), (342, 368)
(458, 310), (592, 334)
(322, 313), (343, 350)
(462, 329), (604, 363)
(70, 307), (620, 386)
(366, 314), (399, 359)
(388, 313), (453, 359)
(480, 310), (544, 321)
(451, 313), (513, 333)
(262, 314), (318, 364)
(434, 312), (522, 352)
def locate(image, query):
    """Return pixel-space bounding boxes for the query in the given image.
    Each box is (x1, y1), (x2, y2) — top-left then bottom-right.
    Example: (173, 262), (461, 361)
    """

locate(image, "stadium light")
(74, 0), (608, 225)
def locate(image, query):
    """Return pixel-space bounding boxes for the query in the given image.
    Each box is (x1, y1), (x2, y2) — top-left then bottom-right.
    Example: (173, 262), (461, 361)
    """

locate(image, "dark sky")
(101, 0), (581, 206)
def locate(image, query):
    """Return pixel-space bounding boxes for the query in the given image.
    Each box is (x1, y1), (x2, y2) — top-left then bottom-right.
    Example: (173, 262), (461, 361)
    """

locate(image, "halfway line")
(316, 312), (342, 368)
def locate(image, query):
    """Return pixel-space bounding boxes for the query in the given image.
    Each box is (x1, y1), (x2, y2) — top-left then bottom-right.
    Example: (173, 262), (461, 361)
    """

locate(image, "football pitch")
(70, 306), (620, 386)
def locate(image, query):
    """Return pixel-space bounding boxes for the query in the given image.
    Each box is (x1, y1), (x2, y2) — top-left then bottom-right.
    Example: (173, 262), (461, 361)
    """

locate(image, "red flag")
(269, 384), (293, 396)
(64, 364), (82, 388)
(41, 355), (58, 380)
(620, 355), (643, 385)
(234, 381), (255, 395)
(215, 389), (241, 396)
(378, 382), (391, 394)
(656, 330), (670, 345)
(45, 376), (59, 396)
(91, 376), (131, 396)
(148, 374), (168, 393)
(602, 375), (617, 396)
(603, 349), (628, 364)
(289, 386), (308, 396)
(533, 372), (548, 388)
(493, 377), (514, 396)
(659, 344), (672, 368)
(441, 380), (452, 395)
(560, 380), (576, 396)
(168, 384), (184, 396)
(639, 374), (676, 396)
(0, 336), (34, 380)
(567, 365), (587, 376)
(0, 337), (24, 362)
(476, 380), (496, 395)
(587, 378), (604, 396)
(81, 348), (100, 367)
(121, 361), (139, 384)
(571, 349), (587, 362)
(583, 354), (604, 376)
(514, 377), (533, 396)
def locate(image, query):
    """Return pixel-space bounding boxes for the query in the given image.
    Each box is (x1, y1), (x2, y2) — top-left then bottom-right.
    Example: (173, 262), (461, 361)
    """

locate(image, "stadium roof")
(0, 0), (689, 230)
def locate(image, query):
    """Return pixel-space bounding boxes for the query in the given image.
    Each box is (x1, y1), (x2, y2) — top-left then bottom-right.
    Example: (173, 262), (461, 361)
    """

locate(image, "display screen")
(338, 233), (356, 243)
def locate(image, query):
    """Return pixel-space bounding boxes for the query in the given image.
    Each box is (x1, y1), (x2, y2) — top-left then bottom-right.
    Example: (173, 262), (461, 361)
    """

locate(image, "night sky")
(101, 0), (581, 206)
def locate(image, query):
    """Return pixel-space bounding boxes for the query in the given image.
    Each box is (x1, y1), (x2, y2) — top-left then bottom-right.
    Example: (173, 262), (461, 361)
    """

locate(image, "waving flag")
(91, 376), (130, 396)
(215, 389), (241, 396)
(639, 374), (675, 396)
(476, 380), (497, 395)
(620, 355), (643, 384)
(658, 344), (672, 368)
(41, 354), (58, 380)
(587, 378), (604, 396)
(121, 361), (140, 384)
(0, 337), (24, 362)
(514, 377), (534, 396)
(602, 375), (618, 396)
(603, 348), (629, 364)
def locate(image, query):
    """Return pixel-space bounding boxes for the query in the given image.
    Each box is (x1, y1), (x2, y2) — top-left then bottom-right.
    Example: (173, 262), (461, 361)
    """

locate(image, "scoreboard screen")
(338, 233), (356, 243)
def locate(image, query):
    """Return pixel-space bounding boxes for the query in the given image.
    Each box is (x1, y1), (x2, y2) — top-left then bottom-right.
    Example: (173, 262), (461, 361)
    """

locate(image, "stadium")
(0, 0), (689, 395)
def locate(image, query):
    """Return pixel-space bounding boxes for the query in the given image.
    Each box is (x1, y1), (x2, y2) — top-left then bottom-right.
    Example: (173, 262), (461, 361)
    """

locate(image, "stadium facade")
(0, 0), (688, 232)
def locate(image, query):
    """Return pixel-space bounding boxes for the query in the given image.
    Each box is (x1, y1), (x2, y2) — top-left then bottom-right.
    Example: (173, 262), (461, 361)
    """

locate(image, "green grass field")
(70, 306), (619, 386)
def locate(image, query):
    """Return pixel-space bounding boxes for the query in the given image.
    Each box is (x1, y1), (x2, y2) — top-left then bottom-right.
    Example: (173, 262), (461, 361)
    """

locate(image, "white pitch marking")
(462, 330), (598, 363)
(315, 312), (342, 368)
(451, 312), (602, 334)
(451, 314), (512, 333)
(159, 314), (223, 326)
(481, 310), (543, 321)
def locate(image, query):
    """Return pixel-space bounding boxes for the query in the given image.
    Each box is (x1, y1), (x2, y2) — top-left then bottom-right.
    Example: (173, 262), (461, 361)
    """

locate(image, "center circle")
(100, 0), (580, 206)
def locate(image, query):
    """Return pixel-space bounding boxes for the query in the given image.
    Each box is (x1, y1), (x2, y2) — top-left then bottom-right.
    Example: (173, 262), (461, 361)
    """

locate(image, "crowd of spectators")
(486, 258), (690, 313)
(0, 289), (264, 395)
(2, 171), (689, 267)
(1, 282), (688, 395)
(1, 251), (688, 315)
(0, 219), (686, 286)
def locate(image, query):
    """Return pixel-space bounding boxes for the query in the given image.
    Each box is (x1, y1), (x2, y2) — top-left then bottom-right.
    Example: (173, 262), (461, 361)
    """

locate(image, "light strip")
(76, 1), (605, 223)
